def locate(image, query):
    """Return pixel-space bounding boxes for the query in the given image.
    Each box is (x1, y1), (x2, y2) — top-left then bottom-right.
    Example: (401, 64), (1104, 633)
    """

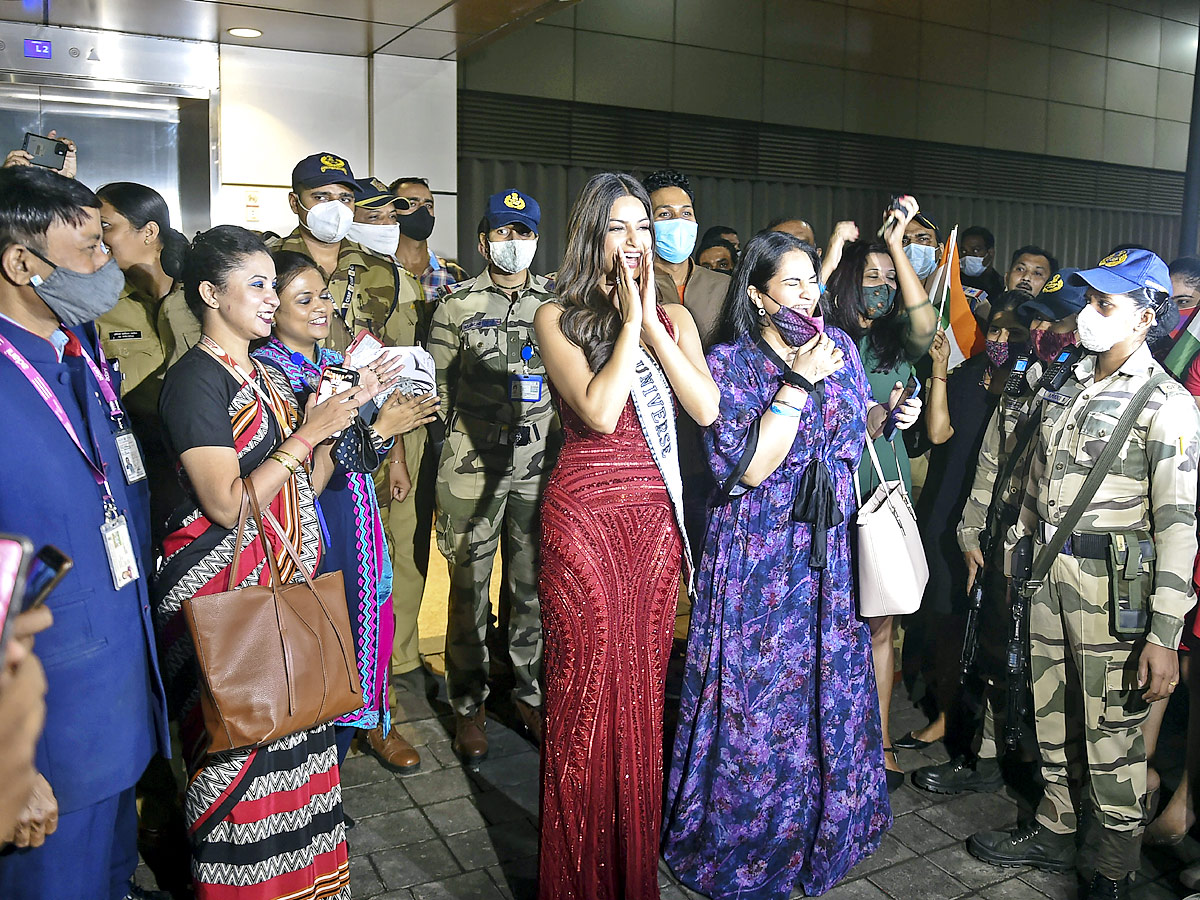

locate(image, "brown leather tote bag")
(182, 478), (364, 755)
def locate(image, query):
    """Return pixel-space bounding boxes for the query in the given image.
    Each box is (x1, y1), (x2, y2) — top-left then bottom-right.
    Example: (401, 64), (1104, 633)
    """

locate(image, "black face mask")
(399, 206), (435, 242)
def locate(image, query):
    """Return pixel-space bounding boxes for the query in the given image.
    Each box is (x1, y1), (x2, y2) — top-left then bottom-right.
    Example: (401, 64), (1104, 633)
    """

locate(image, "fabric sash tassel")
(792, 458), (843, 569)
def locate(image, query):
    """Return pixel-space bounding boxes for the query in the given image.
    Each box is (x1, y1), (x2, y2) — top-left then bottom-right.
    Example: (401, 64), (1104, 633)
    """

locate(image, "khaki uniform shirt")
(270, 229), (409, 351)
(1010, 343), (1200, 648)
(957, 360), (1043, 553)
(96, 280), (169, 421)
(427, 269), (557, 430)
(157, 286), (200, 370)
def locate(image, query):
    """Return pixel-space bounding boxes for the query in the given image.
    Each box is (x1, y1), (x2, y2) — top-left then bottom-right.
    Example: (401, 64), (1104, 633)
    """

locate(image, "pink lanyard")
(0, 332), (114, 498)
(81, 349), (123, 421)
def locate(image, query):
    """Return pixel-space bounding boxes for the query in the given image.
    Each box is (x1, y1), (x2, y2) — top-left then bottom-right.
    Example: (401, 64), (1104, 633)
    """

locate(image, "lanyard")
(0, 332), (115, 503)
(201, 337), (294, 438)
(82, 348), (123, 421)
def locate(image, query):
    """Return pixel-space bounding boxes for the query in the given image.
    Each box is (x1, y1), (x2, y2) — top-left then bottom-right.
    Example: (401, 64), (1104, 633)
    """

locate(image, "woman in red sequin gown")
(533, 173), (719, 899)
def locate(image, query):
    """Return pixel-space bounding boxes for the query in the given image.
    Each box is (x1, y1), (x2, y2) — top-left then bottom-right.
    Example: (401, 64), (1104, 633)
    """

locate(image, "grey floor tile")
(342, 753), (394, 787)
(1016, 868), (1079, 899)
(392, 690), (442, 724)
(485, 725), (539, 759)
(351, 853), (386, 898)
(426, 739), (464, 768)
(425, 797), (490, 837)
(410, 870), (506, 899)
(348, 808), (438, 855)
(889, 784), (938, 816)
(868, 856), (971, 899)
(372, 839), (463, 891)
(845, 833), (917, 879)
(374, 891), (416, 900)
(914, 792), (1019, 841)
(474, 787), (538, 826)
(467, 753), (541, 790)
(927, 843), (1023, 890)
(398, 716), (456, 748)
(344, 778), (415, 818)
(487, 857), (539, 900)
(808, 877), (891, 898)
(443, 820), (539, 870)
(976, 875), (1050, 898)
(891, 812), (960, 854)
(1129, 878), (1189, 899)
(404, 767), (478, 806)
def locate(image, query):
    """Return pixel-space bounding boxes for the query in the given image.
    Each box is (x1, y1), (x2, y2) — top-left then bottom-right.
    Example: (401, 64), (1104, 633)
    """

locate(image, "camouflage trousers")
(435, 417), (558, 717)
(1030, 548), (1150, 836)
(375, 427), (428, 674)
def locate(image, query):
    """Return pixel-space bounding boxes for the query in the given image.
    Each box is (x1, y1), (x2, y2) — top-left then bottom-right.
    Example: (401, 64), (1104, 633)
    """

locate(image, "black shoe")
(344, 812), (356, 830)
(967, 821), (1077, 872)
(893, 730), (937, 750)
(914, 756), (1004, 795)
(1084, 873), (1128, 900)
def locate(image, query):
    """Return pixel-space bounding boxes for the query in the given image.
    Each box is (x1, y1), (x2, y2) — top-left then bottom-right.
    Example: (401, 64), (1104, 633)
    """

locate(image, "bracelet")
(782, 371), (815, 392)
(772, 396), (806, 413)
(931, 375), (947, 383)
(289, 434), (314, 457)
(768, 402), (802, 418)
(268, 451), (299, 475)
(367, 425), (392, 451)
(272, 448), (304, 471)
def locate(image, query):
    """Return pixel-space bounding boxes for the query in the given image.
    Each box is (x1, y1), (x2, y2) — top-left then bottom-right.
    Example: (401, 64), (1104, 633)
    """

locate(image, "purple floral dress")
(662, 327), (891, 899)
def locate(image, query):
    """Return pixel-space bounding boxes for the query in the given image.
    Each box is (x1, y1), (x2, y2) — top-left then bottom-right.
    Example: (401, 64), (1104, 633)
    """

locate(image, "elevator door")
(0, 82), (208, 235)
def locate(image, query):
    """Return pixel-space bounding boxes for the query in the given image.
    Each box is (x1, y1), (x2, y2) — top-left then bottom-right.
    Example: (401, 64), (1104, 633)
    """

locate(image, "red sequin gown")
(537, 386), (684, 899)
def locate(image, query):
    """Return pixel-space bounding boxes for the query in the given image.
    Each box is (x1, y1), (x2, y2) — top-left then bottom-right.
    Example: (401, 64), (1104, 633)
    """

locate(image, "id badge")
(114, 429), (147, 483)
(101, 515), (139, 590)
(509, 374), (543, 403)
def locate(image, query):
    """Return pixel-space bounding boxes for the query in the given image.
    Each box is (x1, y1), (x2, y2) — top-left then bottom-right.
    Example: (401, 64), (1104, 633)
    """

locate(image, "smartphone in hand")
(882, 373), (921, 441)
(316, 365), (360, 438)
(22, 133), (68, 170)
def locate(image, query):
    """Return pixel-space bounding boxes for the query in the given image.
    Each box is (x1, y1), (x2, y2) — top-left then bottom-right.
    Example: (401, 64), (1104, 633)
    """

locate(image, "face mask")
(1076, 304), (1139, 353)
(862, 284), (896, 319)
(348, 221), (400, 257)
(985, 339), (1009, 367)
(488, 238), (538, 275)
(28, 252), (125, 327)
(300, 198), (354, 243)
(904, 243), (937, 279)
(763, 292), (824, 347)
(1029, 327), (1076, 363)
(653, 219), (698, 264)
(399, 206), (435, 242)
(961, 255), (988, 278)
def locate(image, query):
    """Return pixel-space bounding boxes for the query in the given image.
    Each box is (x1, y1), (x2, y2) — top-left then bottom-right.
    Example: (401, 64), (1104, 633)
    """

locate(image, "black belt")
(1039, 523), (1108, 560)
(452, 412), (543, 447)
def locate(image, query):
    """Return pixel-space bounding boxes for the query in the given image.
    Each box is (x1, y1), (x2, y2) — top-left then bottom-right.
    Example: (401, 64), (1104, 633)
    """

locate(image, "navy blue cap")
(291, 152), (357, 191)
(1070, 248), (1170, 296)
(354, 176), (395, 209)
(1017, 267), (1088, 324)
(484, 189), (540, 233)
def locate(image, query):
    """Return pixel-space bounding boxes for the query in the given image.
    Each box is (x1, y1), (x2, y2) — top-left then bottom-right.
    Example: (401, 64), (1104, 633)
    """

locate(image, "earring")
(756, 306), (767, 319)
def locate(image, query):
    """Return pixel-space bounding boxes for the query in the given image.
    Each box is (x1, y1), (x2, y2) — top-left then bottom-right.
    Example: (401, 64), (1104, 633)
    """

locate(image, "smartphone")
(316, 364), (360, 438)
(22, 132), (68, 170)
(0, 534), (34, 669)
(22, 545), (71, 613)
(877, 194), (911, 238)
(882, 373), (921, 440)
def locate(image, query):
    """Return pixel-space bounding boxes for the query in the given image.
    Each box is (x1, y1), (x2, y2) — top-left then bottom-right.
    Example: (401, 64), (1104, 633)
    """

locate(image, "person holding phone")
(2, 130), (76, 179)
(0, 165), (170, 900)
(153, 226), (385, 898)
(662, 230), (920, 900)
(824, 197), (936, 790)
(253, 249), (438, 776)
(533, 172), (718, 899)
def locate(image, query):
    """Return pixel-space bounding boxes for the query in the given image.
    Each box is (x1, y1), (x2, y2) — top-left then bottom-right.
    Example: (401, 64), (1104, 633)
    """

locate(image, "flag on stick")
(1165, 304), (1200, 378)
(926, 225), (985, 370)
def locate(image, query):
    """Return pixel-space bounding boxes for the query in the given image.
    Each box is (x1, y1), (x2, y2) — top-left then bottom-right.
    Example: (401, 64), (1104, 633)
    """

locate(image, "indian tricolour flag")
(927, 225), (985, 370)
(1165, 304), (1200, 379)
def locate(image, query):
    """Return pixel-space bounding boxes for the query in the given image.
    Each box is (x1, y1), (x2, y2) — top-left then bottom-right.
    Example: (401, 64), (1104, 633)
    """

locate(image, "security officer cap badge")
(1042, 274), (1063, 293)
(485, 189), (541, 234)
(291, 152), (358, 191)
(1016, 267), (1088, 325)
(1100, 250), (1128, 267)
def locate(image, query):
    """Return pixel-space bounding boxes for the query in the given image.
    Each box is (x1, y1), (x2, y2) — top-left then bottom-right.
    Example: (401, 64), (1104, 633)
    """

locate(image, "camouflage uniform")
(269, 230), (432, 675)
(428, 268), (560, 717)
(1007, 343), (1199, 869)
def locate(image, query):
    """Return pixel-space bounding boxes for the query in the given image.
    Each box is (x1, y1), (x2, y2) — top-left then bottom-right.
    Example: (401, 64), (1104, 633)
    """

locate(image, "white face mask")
(489, 238), (538, 275)
(1075, 303), (1140, 353)
(961, 255), (987, 278)
(904, 243), (937, 279)
(348, 221), (400, 257)
(300, 198), (354, 243)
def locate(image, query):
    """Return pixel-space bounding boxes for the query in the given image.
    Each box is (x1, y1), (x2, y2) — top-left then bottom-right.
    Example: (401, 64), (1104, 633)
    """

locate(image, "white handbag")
(853, 436), (928, 618)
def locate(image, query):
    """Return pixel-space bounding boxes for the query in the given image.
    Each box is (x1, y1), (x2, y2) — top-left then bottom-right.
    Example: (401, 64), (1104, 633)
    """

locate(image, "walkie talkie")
(1003, 354), (1033, 398)
(1037, 345), (1086, 393)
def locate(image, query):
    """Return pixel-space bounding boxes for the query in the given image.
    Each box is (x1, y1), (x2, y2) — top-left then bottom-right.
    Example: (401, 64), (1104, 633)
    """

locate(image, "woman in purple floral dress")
(663, 231), (920, 898)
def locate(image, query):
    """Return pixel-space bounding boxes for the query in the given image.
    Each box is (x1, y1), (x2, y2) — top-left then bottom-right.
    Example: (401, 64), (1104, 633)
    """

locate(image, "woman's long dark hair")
(556, 172), (656, 371)
(714, 230), (822, 346)
(181, 225), (269, 321)
(96, 181), (189, 280)
(825, 239), (908, 372)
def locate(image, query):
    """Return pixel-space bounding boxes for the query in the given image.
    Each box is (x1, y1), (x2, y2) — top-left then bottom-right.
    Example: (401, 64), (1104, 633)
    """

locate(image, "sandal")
(884, 746), (905, 793)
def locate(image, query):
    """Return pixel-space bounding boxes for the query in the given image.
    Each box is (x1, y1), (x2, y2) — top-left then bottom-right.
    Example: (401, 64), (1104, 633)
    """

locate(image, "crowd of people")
(0, 130), (1199, 900)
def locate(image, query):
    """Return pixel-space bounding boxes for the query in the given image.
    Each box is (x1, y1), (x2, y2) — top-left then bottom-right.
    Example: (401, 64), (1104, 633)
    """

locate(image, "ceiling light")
(226, 27), (262, 39)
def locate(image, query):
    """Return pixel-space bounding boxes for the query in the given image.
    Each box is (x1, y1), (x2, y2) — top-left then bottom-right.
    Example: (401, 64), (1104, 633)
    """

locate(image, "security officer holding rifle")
(967, 250), (1198, 900)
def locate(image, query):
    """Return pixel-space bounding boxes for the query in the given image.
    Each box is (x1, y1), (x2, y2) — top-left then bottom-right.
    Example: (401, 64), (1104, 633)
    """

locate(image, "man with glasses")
(269, 153), (402, 352)
(389, 177), (467, 313)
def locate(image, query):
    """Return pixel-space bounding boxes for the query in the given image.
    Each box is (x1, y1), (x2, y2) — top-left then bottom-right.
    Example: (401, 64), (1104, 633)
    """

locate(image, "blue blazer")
(0, 317), (168, 813)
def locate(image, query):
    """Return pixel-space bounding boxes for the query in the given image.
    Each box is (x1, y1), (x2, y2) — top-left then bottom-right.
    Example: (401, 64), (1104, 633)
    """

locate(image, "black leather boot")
(1083, 872), (1128, 899)
(914, 756), (1003, 794)
(967, 820), (1077, 872)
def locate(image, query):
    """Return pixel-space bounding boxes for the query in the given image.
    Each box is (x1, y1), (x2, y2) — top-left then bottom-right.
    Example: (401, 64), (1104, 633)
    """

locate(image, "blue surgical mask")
(904, 243), (937, 279)
(961, 255), (987, 278)
(653, 219), (698, 264)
